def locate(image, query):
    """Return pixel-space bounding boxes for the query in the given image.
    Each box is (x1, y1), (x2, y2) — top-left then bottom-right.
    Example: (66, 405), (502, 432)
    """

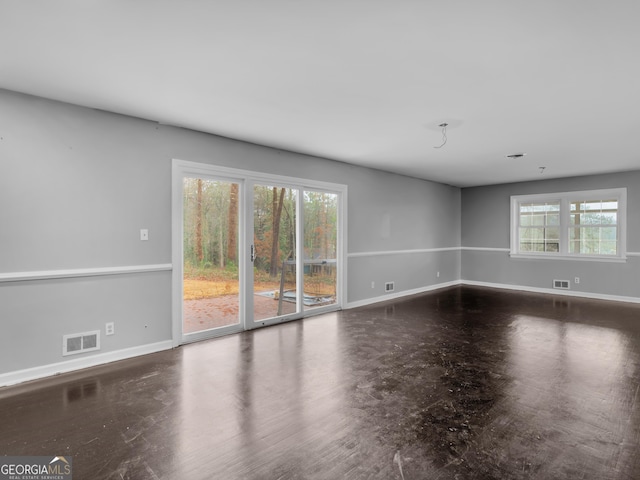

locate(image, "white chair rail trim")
(0, 264), (173, 283)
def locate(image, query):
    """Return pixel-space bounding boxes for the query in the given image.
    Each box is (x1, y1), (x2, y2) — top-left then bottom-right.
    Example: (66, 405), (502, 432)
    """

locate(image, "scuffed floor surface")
(1, 286), (639, 479)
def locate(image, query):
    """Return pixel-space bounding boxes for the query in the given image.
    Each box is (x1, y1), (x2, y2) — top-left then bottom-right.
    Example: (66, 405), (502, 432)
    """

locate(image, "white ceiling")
(2, 1), (639, 187)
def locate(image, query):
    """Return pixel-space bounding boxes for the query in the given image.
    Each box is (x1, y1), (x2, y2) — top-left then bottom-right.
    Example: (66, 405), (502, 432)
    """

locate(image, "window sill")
(509, 253), (627, 263)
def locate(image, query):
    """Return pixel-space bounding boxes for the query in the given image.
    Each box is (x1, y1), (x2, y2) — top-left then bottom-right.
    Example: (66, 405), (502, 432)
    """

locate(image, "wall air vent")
(553, 279), (570, 290)
(63, 330), (100, 356)
(385, 281), (395, 292)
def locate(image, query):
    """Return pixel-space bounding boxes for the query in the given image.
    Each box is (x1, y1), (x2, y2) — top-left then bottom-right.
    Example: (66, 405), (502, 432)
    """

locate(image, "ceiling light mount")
(433, 123), (449, 149)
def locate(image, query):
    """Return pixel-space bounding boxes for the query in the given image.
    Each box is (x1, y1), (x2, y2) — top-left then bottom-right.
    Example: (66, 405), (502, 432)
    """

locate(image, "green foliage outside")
(183, 178), (338, 300)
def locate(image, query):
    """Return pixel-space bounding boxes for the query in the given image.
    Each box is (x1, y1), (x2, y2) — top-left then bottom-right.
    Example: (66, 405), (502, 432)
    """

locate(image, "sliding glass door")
(180, 175), (244, 342)
(303, 190), (338, 311)
(252, 183), (300, 324)
(172, 160), (345, 345)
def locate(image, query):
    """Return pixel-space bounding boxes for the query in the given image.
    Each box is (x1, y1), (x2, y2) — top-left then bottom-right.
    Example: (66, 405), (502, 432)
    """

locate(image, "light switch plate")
(140, 229), (149, 241)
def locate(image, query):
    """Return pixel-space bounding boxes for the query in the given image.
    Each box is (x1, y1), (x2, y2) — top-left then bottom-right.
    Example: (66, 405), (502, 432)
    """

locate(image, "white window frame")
(171, 159), (348, 346)
(510, 188), (627, 262)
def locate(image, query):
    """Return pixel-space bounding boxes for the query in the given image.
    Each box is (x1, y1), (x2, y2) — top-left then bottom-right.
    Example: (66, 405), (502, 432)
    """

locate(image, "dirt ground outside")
(183, 292), (299, 333)
(182, 274), (336, 333)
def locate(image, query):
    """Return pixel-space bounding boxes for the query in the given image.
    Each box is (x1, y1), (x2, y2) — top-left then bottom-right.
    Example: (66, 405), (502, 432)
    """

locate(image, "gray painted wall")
(2, 87), (637, 381)
(0, 273), (172, 374)
(348, 250), (460, 302)
(0, 89), (461, 377)
(461, 171), (640, 298)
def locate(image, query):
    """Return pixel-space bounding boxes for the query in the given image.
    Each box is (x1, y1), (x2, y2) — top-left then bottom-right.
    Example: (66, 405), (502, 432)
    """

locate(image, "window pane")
(530, 214), (545, 226)
(582, 201), (602, 211)
(519, 227), (528, 240)
(566, 197), (620, 255)
(532, 242), (545, 252)
(303, 190), (338, 310)
(253, 185), (298, 321)
(520, 202), (559, 214)
(570, 199), (618, 226)
(584, 241), (598, 254)
(583, 212), (602, 224)
(601, 227), (617, 241)
(569, 227), (578, 241)
(600, 241), (617, 255)
(520, 204), (534, 213)
(529, 228), (543, 241)
(545, 242), (559, 252)
(583, 227), (600, 241)
(569, 227), (618, 255)
(518, 201), (561, 254)
(182, 178), (241, 334)
(519, 226), (558, 253)
(569, 240), (580, 253)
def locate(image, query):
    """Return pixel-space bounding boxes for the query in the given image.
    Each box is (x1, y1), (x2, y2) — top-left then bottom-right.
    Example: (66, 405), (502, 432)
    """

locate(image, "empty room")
(1, 1), (639, 479)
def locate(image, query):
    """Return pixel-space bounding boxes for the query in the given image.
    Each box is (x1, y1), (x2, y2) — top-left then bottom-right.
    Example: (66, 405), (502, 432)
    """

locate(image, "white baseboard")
(0, 340), (174, 388)
(345, 280), (460, 309)
(461, 280), (640, 304)
(346, 279), (640, 310)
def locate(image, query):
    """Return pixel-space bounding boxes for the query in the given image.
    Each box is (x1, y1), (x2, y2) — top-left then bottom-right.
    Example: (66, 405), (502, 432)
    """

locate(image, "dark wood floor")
(2, 286), (640, 479)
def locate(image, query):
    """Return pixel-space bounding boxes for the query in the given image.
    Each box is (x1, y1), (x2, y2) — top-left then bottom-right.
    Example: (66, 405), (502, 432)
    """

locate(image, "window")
(569, 199), (618, 255)
(511, 188), (627, 261)
(518, 201), (560, 253)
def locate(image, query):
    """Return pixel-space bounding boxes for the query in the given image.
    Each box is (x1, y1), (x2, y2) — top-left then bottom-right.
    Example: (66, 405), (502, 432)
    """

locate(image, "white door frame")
(171, 159), (347, 346)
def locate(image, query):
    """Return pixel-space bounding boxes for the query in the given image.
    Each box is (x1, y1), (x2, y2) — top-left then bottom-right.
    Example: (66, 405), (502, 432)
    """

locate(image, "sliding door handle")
(250, 244), (256, 262)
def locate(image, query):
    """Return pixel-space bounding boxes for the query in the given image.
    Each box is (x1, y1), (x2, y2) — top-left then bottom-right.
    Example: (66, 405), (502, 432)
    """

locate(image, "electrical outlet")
(371, 281), (375, 289)
(574, 277), (580, 284)
(105, 322), (115, 336)
(437, 271), (440, 278)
